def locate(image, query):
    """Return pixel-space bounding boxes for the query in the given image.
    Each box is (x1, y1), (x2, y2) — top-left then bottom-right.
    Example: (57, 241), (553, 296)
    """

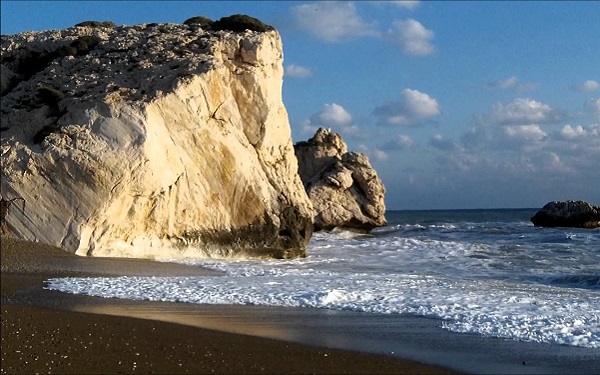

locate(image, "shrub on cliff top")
(37, 86), (64, 107)
(33, 124), (59, 144)
(74, 20), (117, 28)
(53, 35), (102, 58)
(183, 16), (214, 27)
(211, 14), (274, 32)
(14, 34), (102, 79)
(70, 35), (102, 53)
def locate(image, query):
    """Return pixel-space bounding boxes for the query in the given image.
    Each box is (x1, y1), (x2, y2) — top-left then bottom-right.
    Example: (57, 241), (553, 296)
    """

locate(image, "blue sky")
(2, 1), (599, 210)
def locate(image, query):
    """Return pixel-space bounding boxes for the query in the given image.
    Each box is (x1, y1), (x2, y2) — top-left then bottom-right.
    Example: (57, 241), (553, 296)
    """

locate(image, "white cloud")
(372, 148), (390, 161)
(358, 144), (389, 161)
(290, 3), (435, 56)
(487, 76), (537, 92)
(300, 121), (319, 136)
(504, 124), (547, 141)
(575, 80), (600, 92)
(437, 148), (479, 172)
(301, 103), (362, 138)
(585, 98), (600, 120)
(380, 134), (414, 150)
(461, 100), (564, 152)
(313, 103), (352, 126)
(402, 89), (440, 117)
(389, 1), (420, 9)
(547, 152), (562, 168)
(423, 100), (600, 207)
(528, 152), (571, 173)
(559, 124), (599, 140)
(290, 2), (379, 42)
(388, 19), (435, 56)
(374, 88), (440, 126)
(462, 123), (548, 154)
(560, 125), (587, 139)
(285, 64), (313, 78)
(429, 134), (457, 151)
(490, 98), (563, 125)
(495, 76), (519, 89)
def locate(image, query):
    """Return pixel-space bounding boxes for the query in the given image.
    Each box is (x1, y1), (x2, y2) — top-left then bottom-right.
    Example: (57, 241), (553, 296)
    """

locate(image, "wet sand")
(1, 236), (456, 374)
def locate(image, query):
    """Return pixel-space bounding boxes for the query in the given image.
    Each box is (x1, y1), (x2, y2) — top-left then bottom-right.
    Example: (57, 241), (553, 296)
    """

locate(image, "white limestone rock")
(294, 128), (386, 232)
(0, 22), (313, 259)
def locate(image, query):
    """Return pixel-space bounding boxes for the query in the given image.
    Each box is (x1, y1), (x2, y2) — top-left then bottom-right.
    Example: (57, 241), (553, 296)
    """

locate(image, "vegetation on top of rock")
(183, 14), (273, 32)
(69, 35), (102, 53)
(32, 124), (59, 144)
(5, 35), (102, 85)
(74, 20), (117, 28)
(211, 14), (274, 32)
(37, 86), (64, 107)
(183, 16), (214, 27)
(9, 51), (54, 79)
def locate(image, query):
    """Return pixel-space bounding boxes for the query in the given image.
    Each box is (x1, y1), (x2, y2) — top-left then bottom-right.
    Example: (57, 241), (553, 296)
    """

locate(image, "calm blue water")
(47, 209), (600, 348)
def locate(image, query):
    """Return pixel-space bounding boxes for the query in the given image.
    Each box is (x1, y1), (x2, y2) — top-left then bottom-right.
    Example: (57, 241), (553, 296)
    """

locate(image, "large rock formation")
(0, 19), (313, 259)
(294, 128), (386, 232)
(531, 201), (600, 229)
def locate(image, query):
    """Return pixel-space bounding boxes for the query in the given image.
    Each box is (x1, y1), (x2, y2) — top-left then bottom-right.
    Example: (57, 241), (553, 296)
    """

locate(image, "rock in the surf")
(294, 128), (386, 232)
(530, 200), (600, 229)
(0, 16), (313, 259)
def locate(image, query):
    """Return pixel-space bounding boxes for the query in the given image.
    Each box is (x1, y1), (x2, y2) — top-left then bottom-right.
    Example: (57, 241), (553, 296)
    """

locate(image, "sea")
(46, 208), (600, 350)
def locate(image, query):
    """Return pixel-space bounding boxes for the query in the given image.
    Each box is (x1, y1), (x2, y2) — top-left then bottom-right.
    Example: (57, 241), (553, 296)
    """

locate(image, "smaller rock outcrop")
(295, 128), (386, 232)
(531, 201), (600, 229)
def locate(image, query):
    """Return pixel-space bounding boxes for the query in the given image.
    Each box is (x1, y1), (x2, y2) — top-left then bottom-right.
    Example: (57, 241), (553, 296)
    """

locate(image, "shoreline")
(1, 236), (457, 374)
(3, 237), (599, 374)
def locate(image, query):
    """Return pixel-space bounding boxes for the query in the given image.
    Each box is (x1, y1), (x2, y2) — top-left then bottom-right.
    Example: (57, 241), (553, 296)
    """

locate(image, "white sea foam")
(46, 270), (600, 347)
(44, 212), (600, 348)
(46, 248), (600, 348)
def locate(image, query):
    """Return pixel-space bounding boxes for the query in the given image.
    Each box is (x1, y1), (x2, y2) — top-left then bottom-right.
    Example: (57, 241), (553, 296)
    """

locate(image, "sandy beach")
(1, 236), (456, 374)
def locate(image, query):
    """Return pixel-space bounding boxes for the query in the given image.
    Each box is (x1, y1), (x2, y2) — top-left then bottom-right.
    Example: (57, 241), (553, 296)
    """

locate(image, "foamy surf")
(45, 209), (600, 348)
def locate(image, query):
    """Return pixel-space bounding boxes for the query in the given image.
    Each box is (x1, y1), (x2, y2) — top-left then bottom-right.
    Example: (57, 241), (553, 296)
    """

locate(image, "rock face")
(294, 128), (386, 232)
(0, 21), (313, 259)
(531, 201), (600, 229)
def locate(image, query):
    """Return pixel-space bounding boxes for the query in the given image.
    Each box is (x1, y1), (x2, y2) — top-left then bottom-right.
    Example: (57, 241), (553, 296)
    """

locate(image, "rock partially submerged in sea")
(531, 201), (600, 229)
(0, 17), (313, 259)
(294, 128), (386, 232)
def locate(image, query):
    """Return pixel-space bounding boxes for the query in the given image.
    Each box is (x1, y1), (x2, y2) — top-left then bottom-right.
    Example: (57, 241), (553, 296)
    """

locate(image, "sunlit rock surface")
(531, 200), (600, 229)
(0, 21), (313, 259)
(295, 128), (386, 232)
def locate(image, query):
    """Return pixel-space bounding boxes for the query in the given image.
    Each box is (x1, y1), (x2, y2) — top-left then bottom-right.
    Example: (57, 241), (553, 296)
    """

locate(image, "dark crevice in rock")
(32, 86), (68, 144)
